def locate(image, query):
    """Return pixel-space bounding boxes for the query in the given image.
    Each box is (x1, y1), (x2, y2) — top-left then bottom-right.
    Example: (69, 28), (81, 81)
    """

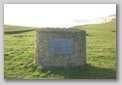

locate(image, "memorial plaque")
(49, 38), (74, 54)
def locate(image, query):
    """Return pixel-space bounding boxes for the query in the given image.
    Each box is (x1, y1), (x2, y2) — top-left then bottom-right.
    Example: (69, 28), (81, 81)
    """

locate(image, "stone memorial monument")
(35, 28), (86, 68)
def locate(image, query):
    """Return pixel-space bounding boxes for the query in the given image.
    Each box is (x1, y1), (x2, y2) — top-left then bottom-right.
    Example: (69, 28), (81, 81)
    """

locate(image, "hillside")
(73, 14), (116, 26)
(86, 14), (116, 25)
(73, 14), (116, 33)
(4, 20), (116, 79)
(94, 14), (116, 23)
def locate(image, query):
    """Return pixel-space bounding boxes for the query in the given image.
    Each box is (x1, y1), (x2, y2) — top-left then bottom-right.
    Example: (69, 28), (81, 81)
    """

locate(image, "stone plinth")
(35, 28), (86, 68)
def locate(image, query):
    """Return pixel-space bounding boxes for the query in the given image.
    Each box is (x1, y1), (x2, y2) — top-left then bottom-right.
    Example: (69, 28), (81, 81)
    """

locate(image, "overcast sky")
(4, 4), (116, 28)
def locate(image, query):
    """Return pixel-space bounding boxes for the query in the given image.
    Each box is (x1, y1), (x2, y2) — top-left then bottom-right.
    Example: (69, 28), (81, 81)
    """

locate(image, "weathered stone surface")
(35, 28), (86, 68)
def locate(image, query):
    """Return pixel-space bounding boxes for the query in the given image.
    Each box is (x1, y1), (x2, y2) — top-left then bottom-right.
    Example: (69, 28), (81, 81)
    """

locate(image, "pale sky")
(4, 4), (116, 28)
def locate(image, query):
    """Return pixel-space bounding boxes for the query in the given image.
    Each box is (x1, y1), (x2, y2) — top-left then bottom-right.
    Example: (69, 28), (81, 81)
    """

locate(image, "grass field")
(4, 22), (116, 79)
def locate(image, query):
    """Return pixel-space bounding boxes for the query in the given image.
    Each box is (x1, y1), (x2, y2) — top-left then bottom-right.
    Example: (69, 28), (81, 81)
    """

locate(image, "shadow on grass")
(40, 64), (116, 79)
(4, 29), (35, 34)
(86, 33), (91, 36)
(111, 30), (116, 33)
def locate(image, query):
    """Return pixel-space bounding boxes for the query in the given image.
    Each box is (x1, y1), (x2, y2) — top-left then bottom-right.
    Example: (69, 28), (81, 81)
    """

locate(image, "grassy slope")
(74, 22), (116, 68)
(4, 22), (116, 79)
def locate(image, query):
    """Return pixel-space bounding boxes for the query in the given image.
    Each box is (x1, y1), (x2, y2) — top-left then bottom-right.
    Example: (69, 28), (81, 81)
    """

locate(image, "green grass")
(4, 22), (116, 79)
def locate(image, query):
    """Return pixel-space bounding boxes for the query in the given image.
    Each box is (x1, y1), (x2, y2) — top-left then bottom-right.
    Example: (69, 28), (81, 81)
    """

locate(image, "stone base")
(35, 28), (86, 68)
